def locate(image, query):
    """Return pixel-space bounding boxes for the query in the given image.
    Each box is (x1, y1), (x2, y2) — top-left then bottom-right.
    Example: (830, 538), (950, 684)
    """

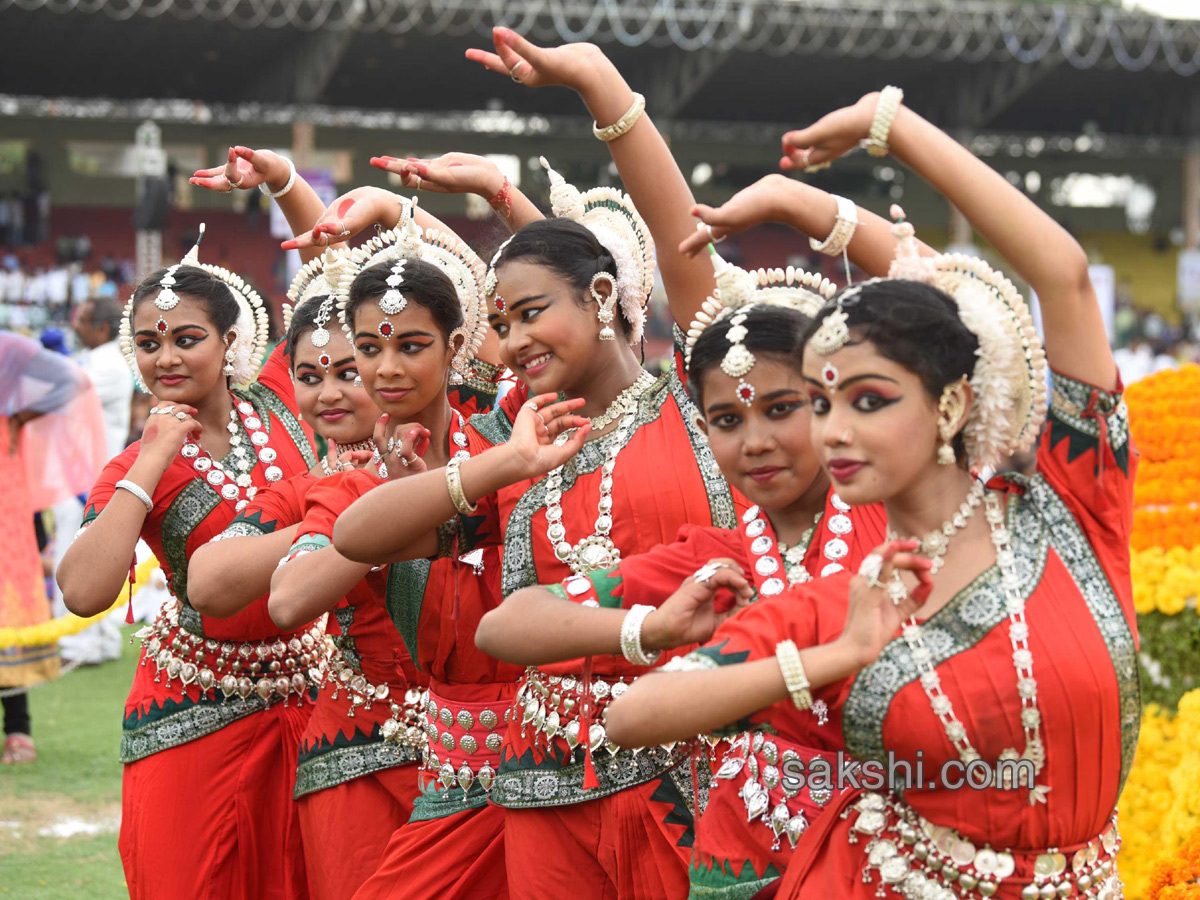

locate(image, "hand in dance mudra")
(137, 403), (202, 479)
(369, 152), (509, 200)
(840, 539), (933, 668)
(373, 414), (432, 480)
(642, 558), (756, 652)
(678, 95), (880, 257)
(502, 393), (592, 482)
(190, 146), (290, 194)
(280, 186), (394, 252)
(466, 25), (607, 92)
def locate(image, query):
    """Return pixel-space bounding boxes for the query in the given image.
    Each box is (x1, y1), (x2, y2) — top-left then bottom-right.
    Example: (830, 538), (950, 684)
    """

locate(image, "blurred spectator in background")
(0, 331), (107, 762)
(51, 297), (133, 665)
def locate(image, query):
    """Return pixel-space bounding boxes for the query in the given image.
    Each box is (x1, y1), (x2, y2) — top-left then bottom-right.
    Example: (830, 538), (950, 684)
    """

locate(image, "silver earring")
(223, 342), (236, 376)
(590, 273), (618, 342)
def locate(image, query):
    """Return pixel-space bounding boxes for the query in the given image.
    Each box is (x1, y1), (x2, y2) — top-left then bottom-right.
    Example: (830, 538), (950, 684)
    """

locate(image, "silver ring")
(510, 62), (525, 83)
(149, 406), (159, 415)
(524, 400), (539, 412)
(158, 405), (175, 415)
(701, 222), (726, 245)
(858, 553), (884, 589)
(175, 412), (187, 421)
(692, 561), (727, 584)
(229, 171), (244, 189)
(414, 175), (422, 191)
(386, 437), (398, 456)
(398, 453), (411, 468)
(886, 576), (909, 606)
(336, 218), (351, 238)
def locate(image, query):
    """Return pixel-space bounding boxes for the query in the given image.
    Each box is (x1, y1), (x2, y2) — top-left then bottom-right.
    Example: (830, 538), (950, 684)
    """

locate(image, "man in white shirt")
(56, 297), (134, 663)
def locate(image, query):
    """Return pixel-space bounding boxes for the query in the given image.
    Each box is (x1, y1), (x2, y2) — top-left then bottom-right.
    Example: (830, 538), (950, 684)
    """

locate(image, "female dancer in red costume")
(607, 88), (1137, 900)
(58, 148), (327, 900)
(191, 161), (528, 899)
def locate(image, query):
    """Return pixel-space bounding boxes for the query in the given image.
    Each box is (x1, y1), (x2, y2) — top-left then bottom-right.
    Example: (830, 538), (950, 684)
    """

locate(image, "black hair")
(346, 258), (463, 339)
(801, 279), (978, 459)
(687, 303), (814, 408)
(284, 295), (333, 360)
(130, 266), (240, 334)
(85, 296), (123, 340)
(493, 218), (632, 339)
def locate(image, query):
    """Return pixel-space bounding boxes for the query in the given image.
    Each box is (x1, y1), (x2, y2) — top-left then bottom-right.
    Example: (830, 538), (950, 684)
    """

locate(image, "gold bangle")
(776, 639), (813, 711)
(593, 92), (646, 143)
(445, 457), (477, 515)
(864, 86), (904, 158)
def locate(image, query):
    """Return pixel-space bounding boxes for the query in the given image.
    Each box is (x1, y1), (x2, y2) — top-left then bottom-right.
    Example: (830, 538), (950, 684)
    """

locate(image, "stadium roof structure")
(3, 0), (1199, 146)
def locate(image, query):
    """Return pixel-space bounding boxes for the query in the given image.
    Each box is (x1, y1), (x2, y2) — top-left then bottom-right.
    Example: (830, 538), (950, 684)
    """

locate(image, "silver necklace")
(586, 371), (656, 432)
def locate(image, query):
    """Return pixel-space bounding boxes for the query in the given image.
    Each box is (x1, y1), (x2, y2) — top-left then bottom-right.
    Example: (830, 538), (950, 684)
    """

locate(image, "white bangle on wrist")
(259, 157), (297, 199)
(776, 639), (813, 711)
(115, 479), (153, 512)
(863, 86), (904, 158)
(809, 194), (859, 256)
(620, 604), (661, 666)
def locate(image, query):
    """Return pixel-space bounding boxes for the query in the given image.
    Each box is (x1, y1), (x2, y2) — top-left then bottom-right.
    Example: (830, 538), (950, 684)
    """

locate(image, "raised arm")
(475, 563), (753, 665)
(678, 174), (935, 280)
(188, 526), (299, 618)
(466, 29), (713, 329)
(781, 93), (1113, 389)
(59, 406), (201, 615)
(333, 395), (589, 563)
(370, 152), (545, 233)
(269, 545), (372, 631)
(191, 146), (330, 264)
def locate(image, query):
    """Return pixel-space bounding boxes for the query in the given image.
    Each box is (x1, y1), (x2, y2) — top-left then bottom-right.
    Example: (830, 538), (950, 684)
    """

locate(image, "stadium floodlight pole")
(132, 120), (168, 280)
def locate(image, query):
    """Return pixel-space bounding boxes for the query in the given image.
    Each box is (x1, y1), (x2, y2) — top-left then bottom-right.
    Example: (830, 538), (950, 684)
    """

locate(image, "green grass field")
(0, 628), (135, 898)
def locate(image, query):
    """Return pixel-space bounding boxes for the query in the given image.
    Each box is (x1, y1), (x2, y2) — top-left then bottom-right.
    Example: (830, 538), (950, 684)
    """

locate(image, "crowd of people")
(3, 28), (1143, 900)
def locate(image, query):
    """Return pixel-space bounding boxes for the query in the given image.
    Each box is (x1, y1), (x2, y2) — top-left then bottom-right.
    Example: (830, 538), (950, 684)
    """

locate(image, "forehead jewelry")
(720, 307), (756, 406)
(493, 293), (507, 315)
(377, 258), (408, 339)
(310, 296), (333, 350)
(483, 236), (514, 311)
(155, 314), (169, 334)
(821, 362), (840, 392)
(154, 264), (183, 311)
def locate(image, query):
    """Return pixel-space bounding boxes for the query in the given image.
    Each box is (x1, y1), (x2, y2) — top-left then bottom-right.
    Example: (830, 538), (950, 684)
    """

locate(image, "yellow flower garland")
(1120, 368), (1200, 898)
(0, 557), (160, 649)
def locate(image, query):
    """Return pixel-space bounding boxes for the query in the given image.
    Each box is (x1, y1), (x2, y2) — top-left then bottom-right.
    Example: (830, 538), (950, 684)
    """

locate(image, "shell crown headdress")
(525, 156), (657, 345)
(335, 197), (488, 372)
(118, 223), (271, 390)
(878, 205), (1047, 471)
(283, 247), (353, 352)
(683, 249), (838, 369)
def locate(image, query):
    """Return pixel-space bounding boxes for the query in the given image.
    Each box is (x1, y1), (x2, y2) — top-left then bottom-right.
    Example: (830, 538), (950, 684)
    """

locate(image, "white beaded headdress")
(483, 158), (656, 345)
(336, 198), (488, 379)
(684, 250), (838, 366)
(282, 247), (354, 365)
(118, 223), (270, 390)
(684, 251), (837, 406)
(813, 206), (1047, 471)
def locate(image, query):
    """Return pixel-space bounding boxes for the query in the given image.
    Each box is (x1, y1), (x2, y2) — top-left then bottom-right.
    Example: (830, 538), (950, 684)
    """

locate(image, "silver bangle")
(115, 479), (153, 512)
(620, 604), (661, 667)
(259, 157), (297, 200)
(809, 194), (859, 256)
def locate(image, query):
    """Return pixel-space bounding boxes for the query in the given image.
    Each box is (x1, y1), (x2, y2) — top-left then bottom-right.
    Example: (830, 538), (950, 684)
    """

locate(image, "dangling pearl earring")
(223, 341), (236, 376)
(590, 273), (618, 342)
(936, 378), (967, 466)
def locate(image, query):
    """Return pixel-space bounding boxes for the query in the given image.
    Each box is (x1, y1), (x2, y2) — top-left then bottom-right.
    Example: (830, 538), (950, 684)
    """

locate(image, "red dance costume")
(549, 490), (886, 899)
(352, 406), (521, 900)
(83, 345), (319, 900)
(458, 350), (749, 900)
(675, 370), (1140, 900)
(285, 380), (501, 900)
